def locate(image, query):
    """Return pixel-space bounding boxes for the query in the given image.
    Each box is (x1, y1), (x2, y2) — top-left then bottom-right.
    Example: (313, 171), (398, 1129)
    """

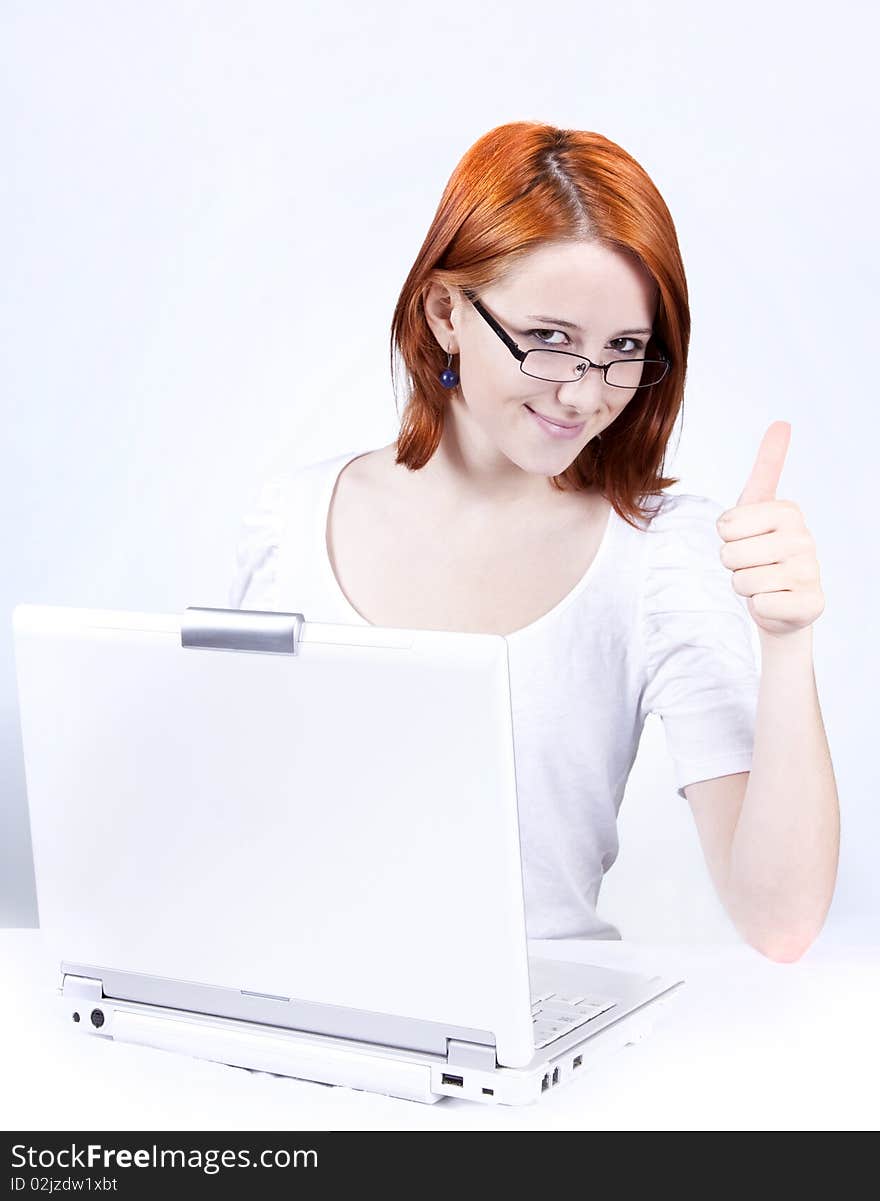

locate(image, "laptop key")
(532, 1019), (572, 1047)
(539, 1000), (592, 1020)
(574, 999), (615, 1016)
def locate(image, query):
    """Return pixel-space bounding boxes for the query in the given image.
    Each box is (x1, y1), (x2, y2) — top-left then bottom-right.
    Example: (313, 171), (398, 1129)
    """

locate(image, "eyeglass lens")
(522, 351), (668, 388)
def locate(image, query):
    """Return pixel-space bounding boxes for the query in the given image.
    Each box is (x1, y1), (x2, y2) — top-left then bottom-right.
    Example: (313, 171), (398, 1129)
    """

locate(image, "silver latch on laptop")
(181, 606), (305, 654)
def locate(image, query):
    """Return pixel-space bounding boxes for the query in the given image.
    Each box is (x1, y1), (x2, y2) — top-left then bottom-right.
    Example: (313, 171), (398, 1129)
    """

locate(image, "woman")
(229, 122), (839, 960)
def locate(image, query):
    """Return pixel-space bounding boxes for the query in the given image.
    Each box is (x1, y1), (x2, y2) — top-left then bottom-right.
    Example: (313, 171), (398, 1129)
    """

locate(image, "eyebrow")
(525, 315), (653, 336)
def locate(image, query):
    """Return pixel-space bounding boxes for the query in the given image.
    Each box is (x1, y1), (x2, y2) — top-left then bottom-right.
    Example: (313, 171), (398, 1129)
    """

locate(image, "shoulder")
(228, 449), (367, 610)
(636, 491), (727, 566)
(638, 490), (749, 621)
(328, 443), (413, 523)
(251, 447), (372, 513)
(638, 491), (725, 534)
(338, 443), (401, 491)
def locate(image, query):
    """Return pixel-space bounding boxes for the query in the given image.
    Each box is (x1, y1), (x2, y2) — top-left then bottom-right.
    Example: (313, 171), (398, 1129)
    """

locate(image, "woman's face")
(425, 239), (660, 478)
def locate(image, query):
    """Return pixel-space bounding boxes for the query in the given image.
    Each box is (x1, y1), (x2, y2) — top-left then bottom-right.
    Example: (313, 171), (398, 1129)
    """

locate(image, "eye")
(525, 330), (647, 354)
(609, 337), (645, 355)
(525, 329), (570, 347)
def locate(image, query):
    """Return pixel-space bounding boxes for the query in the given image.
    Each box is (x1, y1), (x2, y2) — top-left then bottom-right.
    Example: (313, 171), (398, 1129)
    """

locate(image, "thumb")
(737, 421), (792, 506)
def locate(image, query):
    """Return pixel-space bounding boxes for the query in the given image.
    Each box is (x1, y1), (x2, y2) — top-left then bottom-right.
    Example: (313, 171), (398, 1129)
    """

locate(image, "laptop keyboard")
(530, 987), (617, 1049)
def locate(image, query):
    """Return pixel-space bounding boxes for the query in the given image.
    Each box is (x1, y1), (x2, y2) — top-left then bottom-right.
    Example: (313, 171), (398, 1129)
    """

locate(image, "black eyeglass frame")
(461, 288), (670, 389)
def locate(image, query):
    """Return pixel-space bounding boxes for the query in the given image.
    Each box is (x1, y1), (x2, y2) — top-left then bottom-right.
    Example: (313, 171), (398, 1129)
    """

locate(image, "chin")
(514, 445), (585, 476)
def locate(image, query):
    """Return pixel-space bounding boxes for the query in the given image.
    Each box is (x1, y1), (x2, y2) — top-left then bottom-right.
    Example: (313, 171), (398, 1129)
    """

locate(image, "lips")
(524, 405), (583, 430)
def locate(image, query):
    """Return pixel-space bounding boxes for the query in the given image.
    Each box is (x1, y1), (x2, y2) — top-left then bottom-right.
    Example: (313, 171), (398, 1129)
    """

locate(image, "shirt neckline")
(317, 447), (618, 641)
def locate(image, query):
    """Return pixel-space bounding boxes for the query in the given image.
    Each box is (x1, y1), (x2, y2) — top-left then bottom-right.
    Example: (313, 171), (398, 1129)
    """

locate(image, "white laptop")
(12, 602), (684, 1107)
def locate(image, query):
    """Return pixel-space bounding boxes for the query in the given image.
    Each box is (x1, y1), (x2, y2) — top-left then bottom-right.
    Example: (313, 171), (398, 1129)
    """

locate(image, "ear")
(422, 280), (459, 351)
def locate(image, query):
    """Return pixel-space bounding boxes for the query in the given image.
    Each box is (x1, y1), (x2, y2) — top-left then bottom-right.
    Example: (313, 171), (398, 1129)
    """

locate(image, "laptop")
(12, 602), (685, 1107)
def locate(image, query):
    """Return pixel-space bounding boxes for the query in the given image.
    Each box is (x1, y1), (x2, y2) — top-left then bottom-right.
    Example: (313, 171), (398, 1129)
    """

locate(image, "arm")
(685, 626), (840, 962)
(688, 423), (841, 962)
(725, 625), (839, 960)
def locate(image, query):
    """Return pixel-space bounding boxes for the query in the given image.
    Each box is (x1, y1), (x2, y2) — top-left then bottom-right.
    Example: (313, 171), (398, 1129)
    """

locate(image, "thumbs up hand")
(715, 421), (825, 639)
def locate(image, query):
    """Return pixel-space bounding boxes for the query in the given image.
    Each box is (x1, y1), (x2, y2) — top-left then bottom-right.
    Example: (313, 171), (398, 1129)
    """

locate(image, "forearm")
(724, 625), (840, 961)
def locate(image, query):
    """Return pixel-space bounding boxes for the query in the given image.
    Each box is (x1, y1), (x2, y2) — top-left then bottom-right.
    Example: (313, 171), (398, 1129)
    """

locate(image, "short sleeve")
(227, 474), (290, 611)
(639, 493), (760, 801)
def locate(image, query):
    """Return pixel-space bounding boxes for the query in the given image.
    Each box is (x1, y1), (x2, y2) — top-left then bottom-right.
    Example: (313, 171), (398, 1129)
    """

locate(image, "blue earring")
(439, 346), (458, 389)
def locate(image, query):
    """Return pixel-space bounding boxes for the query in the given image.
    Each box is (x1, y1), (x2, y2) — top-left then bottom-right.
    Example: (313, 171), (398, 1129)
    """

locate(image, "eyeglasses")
(462, 288), (670, 389)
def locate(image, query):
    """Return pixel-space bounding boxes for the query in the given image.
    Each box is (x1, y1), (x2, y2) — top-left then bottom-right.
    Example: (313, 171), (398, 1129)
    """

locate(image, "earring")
(439, 346), (458, 389)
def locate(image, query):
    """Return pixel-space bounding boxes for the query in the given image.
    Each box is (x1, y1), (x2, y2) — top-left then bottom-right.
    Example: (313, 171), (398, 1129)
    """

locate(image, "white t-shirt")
(228, 447), (760, 941)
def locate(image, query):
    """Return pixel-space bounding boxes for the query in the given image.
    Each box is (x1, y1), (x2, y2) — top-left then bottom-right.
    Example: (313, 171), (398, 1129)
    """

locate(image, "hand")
(716, 421), (825, 639)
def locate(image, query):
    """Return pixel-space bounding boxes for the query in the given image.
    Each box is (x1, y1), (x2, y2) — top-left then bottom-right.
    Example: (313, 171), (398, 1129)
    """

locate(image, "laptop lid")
(12, 603), (537, 1067)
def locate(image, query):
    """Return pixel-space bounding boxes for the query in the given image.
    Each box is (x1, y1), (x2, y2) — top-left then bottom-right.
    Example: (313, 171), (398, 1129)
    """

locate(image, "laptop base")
(60, 972), (666, 1108)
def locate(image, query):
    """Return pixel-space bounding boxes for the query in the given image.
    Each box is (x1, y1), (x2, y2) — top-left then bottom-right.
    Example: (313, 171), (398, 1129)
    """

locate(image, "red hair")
(389, 121), (688, 529)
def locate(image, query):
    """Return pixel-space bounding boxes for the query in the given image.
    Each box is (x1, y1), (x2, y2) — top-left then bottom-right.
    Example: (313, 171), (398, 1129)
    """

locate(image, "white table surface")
(1, 930), (877, 1131)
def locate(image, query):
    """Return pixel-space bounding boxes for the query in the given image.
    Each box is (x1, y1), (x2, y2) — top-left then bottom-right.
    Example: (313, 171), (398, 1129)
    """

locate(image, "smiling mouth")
(524, 404), (585, 430)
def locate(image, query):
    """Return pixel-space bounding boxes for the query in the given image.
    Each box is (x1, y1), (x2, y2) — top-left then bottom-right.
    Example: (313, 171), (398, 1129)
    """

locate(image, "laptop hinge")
(181, 607), (305, 654)
(445, 1038), (498, 1070)
(61, 973), (104, 1002)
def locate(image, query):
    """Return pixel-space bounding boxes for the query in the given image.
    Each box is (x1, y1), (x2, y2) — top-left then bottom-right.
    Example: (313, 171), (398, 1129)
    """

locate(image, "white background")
(3, 932), (876, 1130)
(2, 1), (876, 944)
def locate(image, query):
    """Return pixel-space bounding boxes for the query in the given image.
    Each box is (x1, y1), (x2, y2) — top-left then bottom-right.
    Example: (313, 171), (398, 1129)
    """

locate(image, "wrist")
(758, 623), (814, 661)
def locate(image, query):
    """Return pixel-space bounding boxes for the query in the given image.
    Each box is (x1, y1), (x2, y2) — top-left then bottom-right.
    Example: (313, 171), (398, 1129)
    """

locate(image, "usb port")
(573, 1055), (582, 1068)
(441, 1073), (463, 1087)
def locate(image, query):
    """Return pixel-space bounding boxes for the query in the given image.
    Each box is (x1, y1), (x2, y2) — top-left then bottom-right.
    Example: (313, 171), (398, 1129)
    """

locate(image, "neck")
(415, 402), (581, 513)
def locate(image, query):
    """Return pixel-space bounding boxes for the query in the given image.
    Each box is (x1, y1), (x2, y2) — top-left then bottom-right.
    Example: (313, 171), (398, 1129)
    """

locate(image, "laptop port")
(541, 1073), (550, 1091)
(573, 1055), (582, 1068)
(552, 1066), (559, 1085)
(482, 1087), (494, 1095)
(441, 1073), (463, 1087)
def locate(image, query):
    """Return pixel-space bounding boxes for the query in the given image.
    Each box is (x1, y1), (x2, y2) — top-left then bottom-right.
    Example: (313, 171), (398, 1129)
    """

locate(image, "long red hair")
(389, 121), (688, 529)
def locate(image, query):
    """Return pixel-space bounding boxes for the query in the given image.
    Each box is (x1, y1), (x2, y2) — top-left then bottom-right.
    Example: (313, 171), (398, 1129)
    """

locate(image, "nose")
(556, 361), (606, 402)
